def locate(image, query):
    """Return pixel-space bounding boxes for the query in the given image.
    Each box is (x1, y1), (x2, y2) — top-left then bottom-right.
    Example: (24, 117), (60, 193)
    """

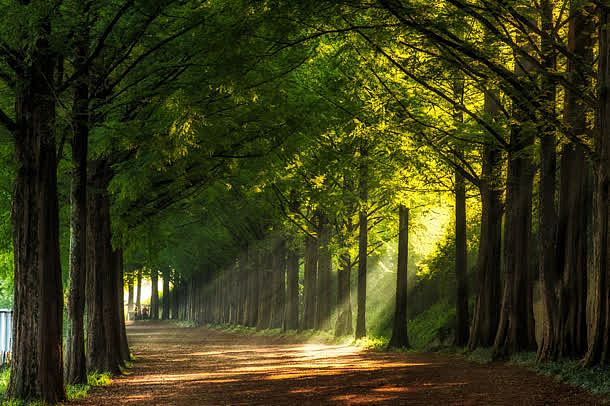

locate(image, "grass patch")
(354, 336), (389, 351)
(172, 320), (199, 328)
(465, 347), (493, 364)
(87, 371), (112, 387)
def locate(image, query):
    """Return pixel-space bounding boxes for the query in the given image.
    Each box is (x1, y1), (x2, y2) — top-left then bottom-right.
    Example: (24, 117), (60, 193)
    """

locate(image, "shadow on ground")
(70, 321), (606, 405)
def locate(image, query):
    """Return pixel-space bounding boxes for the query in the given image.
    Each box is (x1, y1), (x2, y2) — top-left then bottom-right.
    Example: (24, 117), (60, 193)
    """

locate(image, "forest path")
(70, 321), (606, 405)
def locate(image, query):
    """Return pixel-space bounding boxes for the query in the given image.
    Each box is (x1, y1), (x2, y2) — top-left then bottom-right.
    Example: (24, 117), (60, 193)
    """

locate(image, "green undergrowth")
(205, 323), (394, 350)
(0, 369), (113, 405)
(172, 320), (199, 328)
(464, 349), (610, 399)
(408, 302), (456, 350)
(508, 352), (610, 398)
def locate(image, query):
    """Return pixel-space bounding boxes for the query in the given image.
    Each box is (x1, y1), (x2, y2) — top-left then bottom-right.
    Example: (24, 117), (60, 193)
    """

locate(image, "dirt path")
(71, 321), (607, 405)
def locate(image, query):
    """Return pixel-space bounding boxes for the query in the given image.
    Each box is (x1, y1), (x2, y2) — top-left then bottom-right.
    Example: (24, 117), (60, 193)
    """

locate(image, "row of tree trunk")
(454, 4), (609, 367)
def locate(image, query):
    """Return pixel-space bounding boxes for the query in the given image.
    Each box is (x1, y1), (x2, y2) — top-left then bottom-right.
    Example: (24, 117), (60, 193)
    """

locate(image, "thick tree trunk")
(151, 269), (159, 320)
(316, 215), (332, 331)
(66, 36), (89, 386)
(539, 0), (593, 362)
(303, 234), (318, 330)
(468, 89), (503, 350)
(493, 35), (537, 358)
(388, 206), (410, 349)
(584, 3), (610, 367)
(284, 248), (299, 331)
(355, 146), (369, 339)
(9, 26), (65, 402)
(537, 0), (560, 362)
(87, 161), (122, 374)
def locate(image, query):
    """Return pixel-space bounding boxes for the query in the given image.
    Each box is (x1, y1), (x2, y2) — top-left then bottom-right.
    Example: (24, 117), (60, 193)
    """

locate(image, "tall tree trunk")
(356, 146), (369, 339)
(66, 33), (89, 386)
(284, 248), (299, 331)
(116, 250), (130, 363)
(171, 275), (179, 320)
(388, 206), (410, 349)
(136, 269), (142, 320)
(238, 250), (248, 325)
(9, 27), (65, 402)
(455, 166), (469, 346)
(151, 269), (159, 320)
(127, 273), (134, 321)
(584, 3), (610, 367)
(468, 89), (503, 350)
(316, 215), (332, 331)
(257, 251), (272, 330)
(303, 234), (318, 330)
(271, 238), (287, 329)
(453, 77), (469, 347)
(538, 0), (594, 362)
(493, 34), (537, 359)
(87, 161), (122, 374)
(335, 254), (353, 337)
(162, 269), (170, 320)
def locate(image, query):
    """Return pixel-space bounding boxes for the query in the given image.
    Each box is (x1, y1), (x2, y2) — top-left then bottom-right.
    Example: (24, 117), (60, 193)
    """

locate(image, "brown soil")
(70, 321), (607, 405)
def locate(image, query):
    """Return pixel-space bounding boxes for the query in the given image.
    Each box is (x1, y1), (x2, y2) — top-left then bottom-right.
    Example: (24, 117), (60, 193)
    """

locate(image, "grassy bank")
(0, 369), (112, 406)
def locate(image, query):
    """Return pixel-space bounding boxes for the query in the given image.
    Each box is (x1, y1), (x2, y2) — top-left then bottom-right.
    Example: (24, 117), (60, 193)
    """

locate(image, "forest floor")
(70, 321), (608, 405)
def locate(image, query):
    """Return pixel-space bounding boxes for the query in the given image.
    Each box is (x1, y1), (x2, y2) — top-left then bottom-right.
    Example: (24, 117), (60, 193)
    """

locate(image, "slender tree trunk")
(127, 273), (134, 321)
(151, 269), (159, 320)
(316, 215), (332, 330)
(9, 27), (65, 402)
(584, 3), (610, 366)
(284, 248), (299, 331)
(136, 269), (142, 320)
(455, 166), (469, 346)
(468, 89), (503, 350)
(303, 234), (318, 330)
(388, 206), (410, 349)
(453, 77), (469, 347)
(335, 254), (353, 337)
(171, 275), (179, 320)
(257, 251), (272, 330)
(162, 269), (170, 320)
(66, 33), (89, 386)
(116, 250), (130, 363)
(356, 146), (369, 339)
(270, 238), (286, 329)
(238, 250), (248, 325)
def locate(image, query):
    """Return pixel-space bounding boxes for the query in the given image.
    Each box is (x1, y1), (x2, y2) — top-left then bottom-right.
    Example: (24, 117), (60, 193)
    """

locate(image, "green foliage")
(407, 302), (456, 350)
(87, 372), (112, 387)
(505, 353), (610, 398)
(0, 369), (111, 404)
(535, 362), (610, 397)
